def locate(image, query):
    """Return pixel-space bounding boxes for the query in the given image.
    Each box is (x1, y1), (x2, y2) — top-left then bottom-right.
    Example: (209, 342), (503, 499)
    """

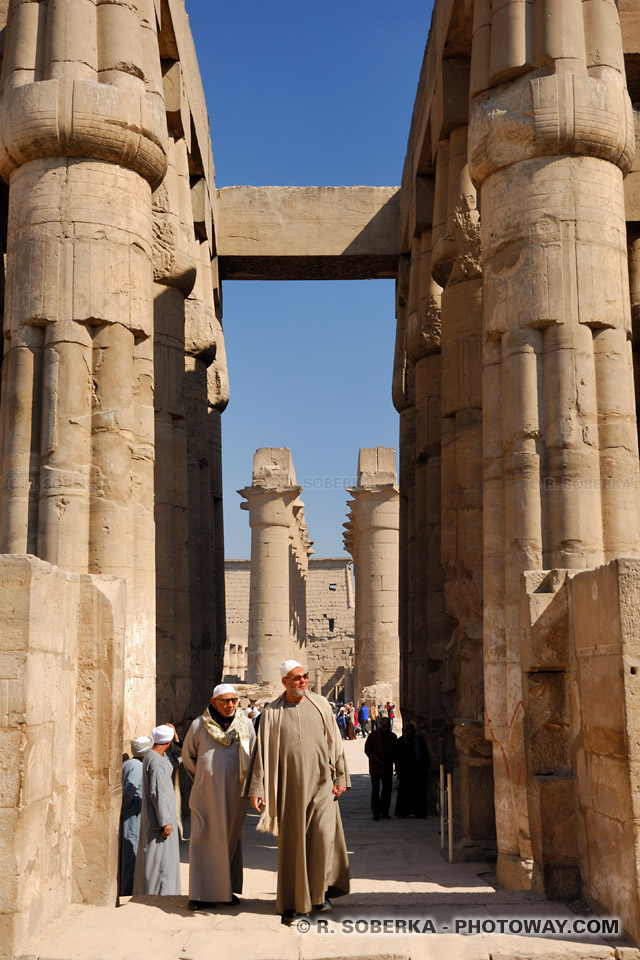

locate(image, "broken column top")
(252, 447), (297, 487)
(356, 447), (397, 487)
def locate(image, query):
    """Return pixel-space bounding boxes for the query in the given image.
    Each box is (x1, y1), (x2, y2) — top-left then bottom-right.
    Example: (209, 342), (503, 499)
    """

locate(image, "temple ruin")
(224, 554), (356, 702)
(3, 0), (640, 955)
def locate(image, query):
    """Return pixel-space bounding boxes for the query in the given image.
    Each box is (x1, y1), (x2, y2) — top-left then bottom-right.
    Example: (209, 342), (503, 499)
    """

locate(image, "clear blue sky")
(184, 0), (433, 558)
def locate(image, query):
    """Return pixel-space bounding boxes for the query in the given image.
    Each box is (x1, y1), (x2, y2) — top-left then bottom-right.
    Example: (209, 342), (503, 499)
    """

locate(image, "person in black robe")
(394, 723), (430, 818)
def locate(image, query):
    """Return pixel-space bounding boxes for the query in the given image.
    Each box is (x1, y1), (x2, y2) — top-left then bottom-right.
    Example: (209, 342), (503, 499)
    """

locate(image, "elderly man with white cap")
(132, 723), (181, 896)
(119, 735), (153, 895)
(182, 683), (256, 910)
(246, 660), (350, 924)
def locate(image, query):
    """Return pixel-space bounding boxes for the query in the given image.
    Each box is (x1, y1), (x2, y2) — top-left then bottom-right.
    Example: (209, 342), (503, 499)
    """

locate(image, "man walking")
(357, 702), (369, 737)
(364, 716), (397, 820)
(246, 659), (350, 924)
(182, 683), (256, 909)
(133, 724), (181, 895)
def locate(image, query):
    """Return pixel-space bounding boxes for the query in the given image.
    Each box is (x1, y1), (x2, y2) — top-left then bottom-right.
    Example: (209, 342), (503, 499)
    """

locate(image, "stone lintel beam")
(217, 185), (400, 280)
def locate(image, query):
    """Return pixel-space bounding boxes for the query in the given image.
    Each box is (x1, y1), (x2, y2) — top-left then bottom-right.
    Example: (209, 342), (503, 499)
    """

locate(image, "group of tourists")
(335, 700), (395, 739)
(119, 659), (349, 924)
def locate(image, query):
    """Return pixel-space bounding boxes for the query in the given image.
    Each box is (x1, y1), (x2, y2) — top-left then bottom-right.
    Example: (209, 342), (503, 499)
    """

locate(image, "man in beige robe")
(182, 683), (256, 910)
(246, 659), (350, 924)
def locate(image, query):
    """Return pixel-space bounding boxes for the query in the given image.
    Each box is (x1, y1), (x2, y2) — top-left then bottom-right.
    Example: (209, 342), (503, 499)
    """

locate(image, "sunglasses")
(289, 673), (308, 682)
(215, 697), (238, 704)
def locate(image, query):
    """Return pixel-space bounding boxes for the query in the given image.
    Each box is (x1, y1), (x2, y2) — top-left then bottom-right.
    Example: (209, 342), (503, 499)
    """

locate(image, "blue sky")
(184, 0), (433, 558)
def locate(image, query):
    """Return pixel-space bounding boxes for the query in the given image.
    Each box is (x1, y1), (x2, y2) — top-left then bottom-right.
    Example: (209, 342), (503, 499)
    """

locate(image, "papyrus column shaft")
(470, 0), (639, 890)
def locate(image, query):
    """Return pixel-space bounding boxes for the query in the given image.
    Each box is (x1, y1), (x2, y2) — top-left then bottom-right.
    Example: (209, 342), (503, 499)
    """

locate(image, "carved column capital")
(0, 78), (167, 187)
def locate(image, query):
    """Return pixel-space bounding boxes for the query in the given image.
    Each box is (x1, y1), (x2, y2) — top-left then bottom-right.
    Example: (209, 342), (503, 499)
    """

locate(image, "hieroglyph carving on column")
(469, 0), (640, 891)
(0, 0), (168, 738)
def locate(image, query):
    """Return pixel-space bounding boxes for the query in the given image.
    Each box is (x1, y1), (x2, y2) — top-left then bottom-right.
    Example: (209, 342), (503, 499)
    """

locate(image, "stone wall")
(223, 559), (250, 680)
(306, 558), (354, 702)
(0, 556), (125, 960)
(223, 556), (354, 700)
(521, 559), (640, 942)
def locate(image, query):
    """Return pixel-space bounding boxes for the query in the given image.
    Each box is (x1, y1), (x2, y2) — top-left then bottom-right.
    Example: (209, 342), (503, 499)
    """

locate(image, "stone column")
(469, 0), (640, 889)
(184, 228), (226, 716)
(0, 0), (167, 739)
(405, 218), (449, 776)
(240, 448), (303, 684)
(345, 448), (399, 705)
(392, 257), (416, 719)
(152, 134), (197, 724)
(431, 121), (494, 852)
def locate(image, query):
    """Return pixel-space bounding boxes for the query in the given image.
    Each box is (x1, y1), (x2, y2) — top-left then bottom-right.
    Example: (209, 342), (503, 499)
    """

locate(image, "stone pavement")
(18, 738), (638, 960)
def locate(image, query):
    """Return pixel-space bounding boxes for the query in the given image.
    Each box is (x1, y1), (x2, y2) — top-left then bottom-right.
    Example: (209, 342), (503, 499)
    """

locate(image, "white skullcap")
(130, 736), (152, 758)
(280, 659), (304, 677)
(152, 724), (174, 744)
(212, 683), (236, 697)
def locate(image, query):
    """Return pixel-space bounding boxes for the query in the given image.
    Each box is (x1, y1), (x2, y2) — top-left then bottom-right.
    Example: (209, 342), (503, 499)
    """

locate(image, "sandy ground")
(17, 737), (638, 960)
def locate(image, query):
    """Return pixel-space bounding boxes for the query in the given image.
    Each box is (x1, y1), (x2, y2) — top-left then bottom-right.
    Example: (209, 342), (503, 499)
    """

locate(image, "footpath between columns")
(18, 740), (638, 960)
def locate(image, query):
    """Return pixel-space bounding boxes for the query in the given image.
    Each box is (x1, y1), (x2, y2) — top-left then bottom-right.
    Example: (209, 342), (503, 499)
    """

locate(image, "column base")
(497, 853), (533, 891)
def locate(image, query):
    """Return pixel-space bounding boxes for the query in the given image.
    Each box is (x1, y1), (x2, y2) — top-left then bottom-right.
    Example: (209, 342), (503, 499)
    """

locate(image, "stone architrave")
(468, 0), (640, 890)
(0, 0), (168, 741)
(239, 448), (309, 684)
(344, 448), (400, 705)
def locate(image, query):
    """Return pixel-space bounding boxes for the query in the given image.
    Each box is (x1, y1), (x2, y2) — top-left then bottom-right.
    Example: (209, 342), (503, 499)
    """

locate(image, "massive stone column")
(469, 0), (640, 889)
(392, 258), (416, 719)
(344, 448), (400, 705)
(0, 0), (167, 739)
(152, 134), (197, 723)
(184, 230), (228, 715)
(240, 448), (305, 684)
(404, 219), (449, 771)
(431, 120), (494, 853)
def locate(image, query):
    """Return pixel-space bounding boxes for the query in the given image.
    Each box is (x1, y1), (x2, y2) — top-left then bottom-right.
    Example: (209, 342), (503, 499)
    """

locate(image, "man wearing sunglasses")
(246, 659), (350, 924)
(182, 683), (256, 910)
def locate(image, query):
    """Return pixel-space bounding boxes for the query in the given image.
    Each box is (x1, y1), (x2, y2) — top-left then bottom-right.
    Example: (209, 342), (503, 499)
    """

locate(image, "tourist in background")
(357, 702), (369, 737)
(394, 723), (430, 819)
(364, 716), (397, 820)
(336, 706), (348, 739)
(370, 703), (379, 731)
(386, 701), (396, 731)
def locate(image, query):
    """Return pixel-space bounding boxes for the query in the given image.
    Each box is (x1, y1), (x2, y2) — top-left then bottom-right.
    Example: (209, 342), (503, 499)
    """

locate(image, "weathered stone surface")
(0, 555), (124, 960)
(239, 449), (311, 685)
(217, 185), (400, 280)
(344, 448), (400, 705)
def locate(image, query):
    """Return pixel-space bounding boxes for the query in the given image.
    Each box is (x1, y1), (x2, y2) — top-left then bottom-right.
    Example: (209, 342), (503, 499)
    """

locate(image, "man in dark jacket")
(364, 717), (397, 820)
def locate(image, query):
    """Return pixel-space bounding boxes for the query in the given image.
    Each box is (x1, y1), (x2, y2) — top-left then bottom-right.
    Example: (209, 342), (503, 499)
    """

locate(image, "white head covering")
(130, 735), (152, 758)
(212, 683), (236, 698)
(280, 659), (304, 677)
(152, 724), (174, 744)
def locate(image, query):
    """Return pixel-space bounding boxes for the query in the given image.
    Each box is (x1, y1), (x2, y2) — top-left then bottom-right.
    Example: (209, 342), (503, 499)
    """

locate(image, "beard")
(290, 686), (306, 699)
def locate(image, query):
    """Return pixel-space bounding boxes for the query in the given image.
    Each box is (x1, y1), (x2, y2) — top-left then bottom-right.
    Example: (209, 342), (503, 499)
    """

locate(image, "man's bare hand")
(250, 796), (264, 812)
(162, 824), (173, 838)
(333, 785), (346, 799)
